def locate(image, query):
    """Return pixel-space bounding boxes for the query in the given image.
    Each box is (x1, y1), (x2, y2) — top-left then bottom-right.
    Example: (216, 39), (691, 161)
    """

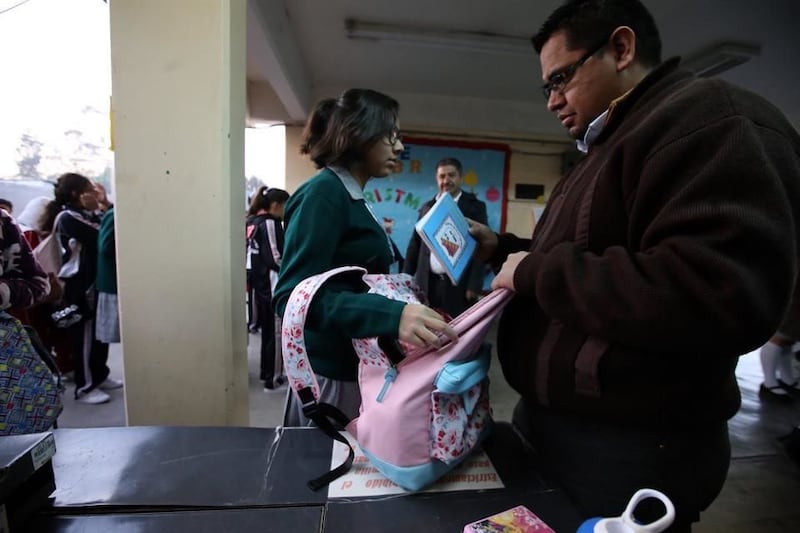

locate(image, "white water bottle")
(576, 489), (675, 533)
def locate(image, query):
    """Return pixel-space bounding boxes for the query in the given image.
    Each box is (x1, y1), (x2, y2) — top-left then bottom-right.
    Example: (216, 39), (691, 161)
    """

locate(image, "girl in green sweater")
(274, 89), (456, 426)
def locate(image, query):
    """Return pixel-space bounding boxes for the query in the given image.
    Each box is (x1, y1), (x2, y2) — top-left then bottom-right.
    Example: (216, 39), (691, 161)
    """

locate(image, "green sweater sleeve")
(274, 183), (405, 340)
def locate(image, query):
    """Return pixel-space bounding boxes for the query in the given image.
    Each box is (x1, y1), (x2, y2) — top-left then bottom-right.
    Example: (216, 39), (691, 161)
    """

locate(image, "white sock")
(777, 344), (799, 388)
(760, 342), (784, 389)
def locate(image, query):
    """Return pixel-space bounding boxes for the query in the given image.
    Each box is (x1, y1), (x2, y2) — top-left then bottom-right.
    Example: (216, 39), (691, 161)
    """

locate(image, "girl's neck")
(348, 165), (370, 189)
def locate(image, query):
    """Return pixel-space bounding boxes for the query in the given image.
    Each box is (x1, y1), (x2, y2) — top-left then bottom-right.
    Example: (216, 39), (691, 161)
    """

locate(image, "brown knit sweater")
(495, 58), (800, 428)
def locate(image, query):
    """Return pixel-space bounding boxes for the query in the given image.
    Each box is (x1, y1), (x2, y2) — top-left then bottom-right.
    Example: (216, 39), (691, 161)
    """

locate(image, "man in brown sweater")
(469, 0), (800, 530)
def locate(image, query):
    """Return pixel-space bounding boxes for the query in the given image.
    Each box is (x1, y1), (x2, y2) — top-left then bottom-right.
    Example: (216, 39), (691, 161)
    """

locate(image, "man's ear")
(610, 26), (637, 72)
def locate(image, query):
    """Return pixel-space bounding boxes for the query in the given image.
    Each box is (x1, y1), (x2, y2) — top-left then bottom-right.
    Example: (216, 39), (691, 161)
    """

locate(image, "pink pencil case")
(463, 505), (556, 533)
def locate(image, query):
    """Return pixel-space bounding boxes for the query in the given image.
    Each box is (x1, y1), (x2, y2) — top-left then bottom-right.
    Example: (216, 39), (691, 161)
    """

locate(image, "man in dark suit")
(404, 157), (488, 318)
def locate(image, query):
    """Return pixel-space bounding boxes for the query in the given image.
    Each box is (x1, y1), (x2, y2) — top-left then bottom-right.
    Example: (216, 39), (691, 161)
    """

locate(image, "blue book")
(414, 193), (477, 285)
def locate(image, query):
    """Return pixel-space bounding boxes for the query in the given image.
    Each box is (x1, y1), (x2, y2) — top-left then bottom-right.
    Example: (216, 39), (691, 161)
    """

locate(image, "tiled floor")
(56, 328), (800, 531)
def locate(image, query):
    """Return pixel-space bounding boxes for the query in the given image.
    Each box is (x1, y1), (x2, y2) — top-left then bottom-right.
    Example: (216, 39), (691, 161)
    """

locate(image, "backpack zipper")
(376, 366), (398, 402)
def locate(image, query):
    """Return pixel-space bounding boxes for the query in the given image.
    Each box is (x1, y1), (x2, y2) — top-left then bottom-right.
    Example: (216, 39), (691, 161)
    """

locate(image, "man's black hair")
(531, 0), (662, 67)
(435, 157), (463, 176)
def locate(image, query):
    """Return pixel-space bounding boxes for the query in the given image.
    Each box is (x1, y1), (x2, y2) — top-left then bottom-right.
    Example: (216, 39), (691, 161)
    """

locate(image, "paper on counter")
(327, 432), (504, 499)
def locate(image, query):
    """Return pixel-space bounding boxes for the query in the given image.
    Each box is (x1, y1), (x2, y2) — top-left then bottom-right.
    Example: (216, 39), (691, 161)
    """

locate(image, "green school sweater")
(273, 168), (405, 381)
(95, 207), (117, 294)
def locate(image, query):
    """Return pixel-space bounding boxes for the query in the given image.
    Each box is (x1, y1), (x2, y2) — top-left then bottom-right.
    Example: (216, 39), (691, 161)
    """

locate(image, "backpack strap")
(281, 265), (368, 491)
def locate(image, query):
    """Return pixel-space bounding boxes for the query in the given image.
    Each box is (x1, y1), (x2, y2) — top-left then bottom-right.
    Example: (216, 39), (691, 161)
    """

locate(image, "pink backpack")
(282, 266), (512, 491)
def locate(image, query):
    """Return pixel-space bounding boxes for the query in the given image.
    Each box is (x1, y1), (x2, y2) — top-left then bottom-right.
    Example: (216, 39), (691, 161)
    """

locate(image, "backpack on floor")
(0, 314), (63, 435)
(282, 266), (512, 491)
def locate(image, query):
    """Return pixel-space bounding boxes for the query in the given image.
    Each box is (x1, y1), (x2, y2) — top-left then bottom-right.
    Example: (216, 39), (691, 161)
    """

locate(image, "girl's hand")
(398, 304), (457, 348)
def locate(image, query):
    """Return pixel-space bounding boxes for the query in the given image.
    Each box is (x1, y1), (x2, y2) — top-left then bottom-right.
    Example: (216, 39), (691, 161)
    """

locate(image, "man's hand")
(491, 251), (529, 291)
(467, 218), (498, 262)
(398, 304), (458, 348)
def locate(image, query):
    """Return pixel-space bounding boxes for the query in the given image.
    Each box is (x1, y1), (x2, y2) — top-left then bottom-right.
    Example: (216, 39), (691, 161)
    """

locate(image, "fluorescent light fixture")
(681, 41), (761, 77)
(344, 18), (532, 56)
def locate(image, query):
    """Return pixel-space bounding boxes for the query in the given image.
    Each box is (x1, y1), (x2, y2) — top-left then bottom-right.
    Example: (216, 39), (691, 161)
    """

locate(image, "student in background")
(0, 198), (13, 215)
(759, 289), (800, 399)
(43, 174), (120, 405)
(0, 208), (49, 311)
(273, 88), (456, 425)
(246, 186), (290, 390)
(13, 196), (72, 375)
(96, 206), (121, 346)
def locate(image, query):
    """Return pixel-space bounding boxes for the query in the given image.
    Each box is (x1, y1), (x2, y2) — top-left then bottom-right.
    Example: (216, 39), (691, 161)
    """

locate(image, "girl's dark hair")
(42, 172), (92, 233)
(300, 88), (399, 169)
(248, 186), (290, 216)
(531, 0), (662, 68)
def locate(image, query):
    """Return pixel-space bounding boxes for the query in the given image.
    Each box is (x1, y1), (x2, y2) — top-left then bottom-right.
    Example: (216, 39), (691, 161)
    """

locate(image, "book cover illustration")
(462, 505), (555, 533)
(415, 193), (477, 285)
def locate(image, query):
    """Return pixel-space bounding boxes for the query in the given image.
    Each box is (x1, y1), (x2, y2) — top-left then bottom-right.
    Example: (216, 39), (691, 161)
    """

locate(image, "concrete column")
(109, 0), (248, 425)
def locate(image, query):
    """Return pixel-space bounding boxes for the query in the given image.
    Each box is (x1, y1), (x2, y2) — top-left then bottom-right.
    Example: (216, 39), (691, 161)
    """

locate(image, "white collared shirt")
(328, 165), (365, 200)
(576, 109), (609, 154)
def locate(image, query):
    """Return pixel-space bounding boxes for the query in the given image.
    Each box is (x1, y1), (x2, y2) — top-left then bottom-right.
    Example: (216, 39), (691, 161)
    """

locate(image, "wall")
(283, 126), (571, 237)
(284, 125), (318, 192)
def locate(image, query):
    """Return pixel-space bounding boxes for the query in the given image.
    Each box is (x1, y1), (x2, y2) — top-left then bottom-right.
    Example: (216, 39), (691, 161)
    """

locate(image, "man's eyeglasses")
(541, 39), (608, 100)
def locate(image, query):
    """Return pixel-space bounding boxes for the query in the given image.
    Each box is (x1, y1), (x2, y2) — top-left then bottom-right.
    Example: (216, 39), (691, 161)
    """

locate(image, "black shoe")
(760, 383), (793, 402)
(778, 379), (800, 397)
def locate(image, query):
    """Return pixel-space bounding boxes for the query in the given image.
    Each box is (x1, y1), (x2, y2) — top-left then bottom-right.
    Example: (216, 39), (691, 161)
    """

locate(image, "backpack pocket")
(430, 346), (492, 464)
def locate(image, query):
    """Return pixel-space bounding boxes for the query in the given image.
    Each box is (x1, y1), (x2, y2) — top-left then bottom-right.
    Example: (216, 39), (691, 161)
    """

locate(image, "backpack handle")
(280, 266), (370, 492)
(281, 266), (368, 405)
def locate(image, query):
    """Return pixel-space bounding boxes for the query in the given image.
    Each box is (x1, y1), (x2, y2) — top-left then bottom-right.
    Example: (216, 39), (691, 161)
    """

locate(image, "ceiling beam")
(246, 0), (310, 121)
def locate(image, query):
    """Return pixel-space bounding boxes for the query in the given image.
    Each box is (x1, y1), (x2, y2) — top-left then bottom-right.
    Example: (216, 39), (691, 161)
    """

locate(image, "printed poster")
(366, 137), (510, 288)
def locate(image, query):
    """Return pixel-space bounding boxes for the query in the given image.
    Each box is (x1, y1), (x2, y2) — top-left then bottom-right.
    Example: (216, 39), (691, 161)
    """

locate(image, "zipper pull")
(376, 366), (398, 402)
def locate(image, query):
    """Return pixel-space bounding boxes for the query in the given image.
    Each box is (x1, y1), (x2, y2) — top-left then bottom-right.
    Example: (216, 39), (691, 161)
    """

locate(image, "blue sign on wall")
(364, 137), (510, 280)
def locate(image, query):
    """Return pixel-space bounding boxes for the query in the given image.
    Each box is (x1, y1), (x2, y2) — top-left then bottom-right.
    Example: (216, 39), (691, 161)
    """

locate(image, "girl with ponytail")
(273, 89), (456, 425)
(246, 185), (290, 389)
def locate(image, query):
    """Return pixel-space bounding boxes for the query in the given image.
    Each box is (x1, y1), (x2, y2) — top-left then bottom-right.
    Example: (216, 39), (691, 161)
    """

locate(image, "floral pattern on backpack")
(430, 381), (490, 464)
(281, 276), (321, 400)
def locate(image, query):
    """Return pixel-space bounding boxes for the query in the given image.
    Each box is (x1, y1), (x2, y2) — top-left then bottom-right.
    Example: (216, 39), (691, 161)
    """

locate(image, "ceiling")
(247, 0), (800, 139)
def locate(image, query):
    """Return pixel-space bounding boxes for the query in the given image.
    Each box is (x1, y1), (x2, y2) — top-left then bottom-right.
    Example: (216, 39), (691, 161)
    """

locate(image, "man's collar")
(576, 88), (634, 153)
(328, 166), (364, 200)
(436, 191), (463, 202)
(576, 110), (608, 153)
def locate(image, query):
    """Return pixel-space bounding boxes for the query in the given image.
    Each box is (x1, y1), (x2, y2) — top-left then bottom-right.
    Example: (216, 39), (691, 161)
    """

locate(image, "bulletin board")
(366, 136), (511, 265)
